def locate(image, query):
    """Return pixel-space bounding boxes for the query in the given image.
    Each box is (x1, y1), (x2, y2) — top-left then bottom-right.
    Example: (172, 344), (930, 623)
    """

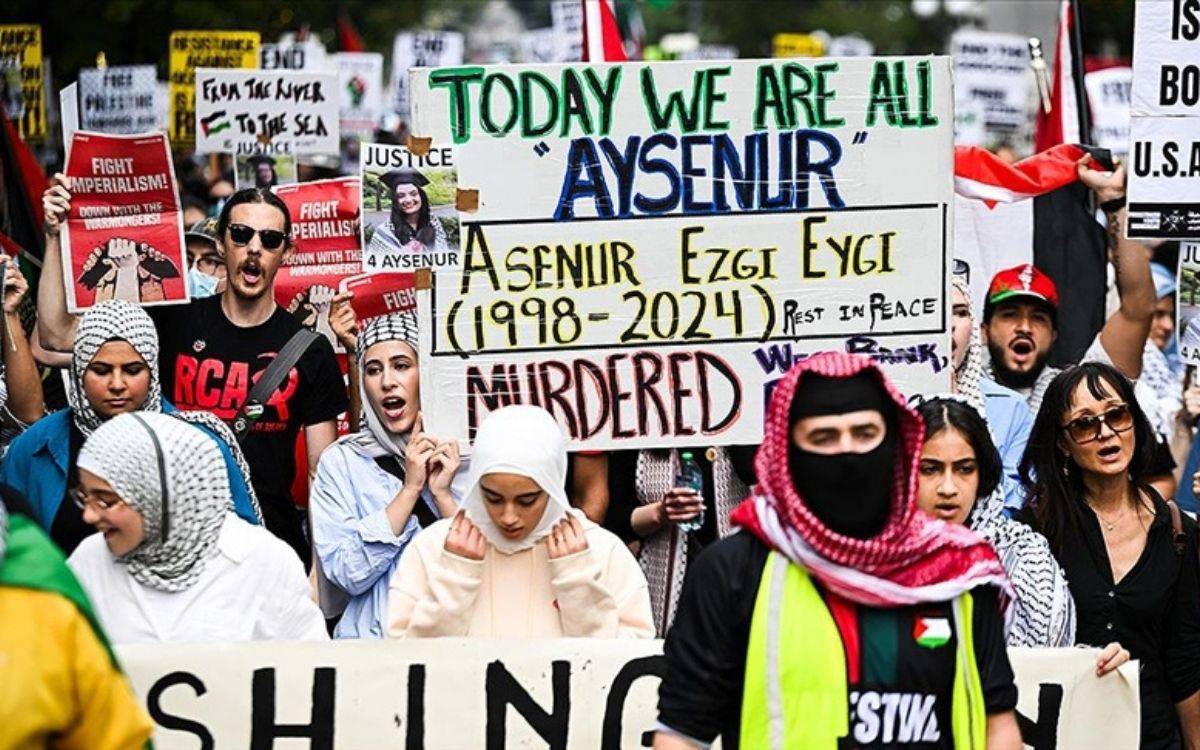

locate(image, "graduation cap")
(379, 168), (429, 191)
(246, 154), (277, 168)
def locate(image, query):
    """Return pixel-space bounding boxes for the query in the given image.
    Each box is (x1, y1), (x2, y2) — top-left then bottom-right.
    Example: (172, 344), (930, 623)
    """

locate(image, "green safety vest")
(739, 552), (986, 749)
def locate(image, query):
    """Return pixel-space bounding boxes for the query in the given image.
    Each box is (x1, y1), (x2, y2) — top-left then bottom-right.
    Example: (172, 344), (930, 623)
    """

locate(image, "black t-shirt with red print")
(150, 294), (348, 564)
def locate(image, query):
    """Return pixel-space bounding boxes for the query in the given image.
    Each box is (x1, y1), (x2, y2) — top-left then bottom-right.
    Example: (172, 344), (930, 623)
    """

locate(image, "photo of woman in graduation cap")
(366, 167), (450, 257)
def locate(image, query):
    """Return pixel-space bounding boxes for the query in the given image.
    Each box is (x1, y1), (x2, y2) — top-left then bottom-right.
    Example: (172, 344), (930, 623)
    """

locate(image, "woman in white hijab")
(387, 405), (654, 638)
(66, 412), (326, 644)
(311, 311), (467, 639)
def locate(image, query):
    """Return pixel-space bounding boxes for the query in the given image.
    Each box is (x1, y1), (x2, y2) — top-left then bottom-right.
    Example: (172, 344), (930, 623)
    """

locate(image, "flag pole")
(1068, 0), (1091, 145)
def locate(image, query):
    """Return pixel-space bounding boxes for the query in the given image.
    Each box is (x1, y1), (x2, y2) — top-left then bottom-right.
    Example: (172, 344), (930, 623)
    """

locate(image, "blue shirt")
(981, 378), (1035, 512)
(310, 441), (470, 639)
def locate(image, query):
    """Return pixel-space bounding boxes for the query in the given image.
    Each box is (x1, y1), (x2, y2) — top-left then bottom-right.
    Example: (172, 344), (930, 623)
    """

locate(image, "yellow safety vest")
(739, 552), (987, 749)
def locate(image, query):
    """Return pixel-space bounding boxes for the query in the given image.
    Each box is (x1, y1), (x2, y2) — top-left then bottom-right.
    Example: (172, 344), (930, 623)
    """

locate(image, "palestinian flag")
(581, 0), (627, 62)
(913, 616), (952, 649)
(0, 112), (46, 280)
(200, 110), (231, 137)
(953, 144), (1110, 367)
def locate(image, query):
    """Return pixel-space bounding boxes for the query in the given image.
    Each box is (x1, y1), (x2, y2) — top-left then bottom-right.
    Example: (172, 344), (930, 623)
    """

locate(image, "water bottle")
(674, 451), (705, 533)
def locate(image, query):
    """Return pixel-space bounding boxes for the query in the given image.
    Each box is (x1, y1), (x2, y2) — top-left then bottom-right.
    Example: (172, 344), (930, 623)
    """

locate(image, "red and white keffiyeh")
(730, 352), (1012, 609)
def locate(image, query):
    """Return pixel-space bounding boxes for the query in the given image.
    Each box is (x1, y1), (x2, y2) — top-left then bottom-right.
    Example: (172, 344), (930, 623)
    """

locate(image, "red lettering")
(219, 361), (250, 412)
(196, 359), (225, 409)
(174, 355), (199, 407)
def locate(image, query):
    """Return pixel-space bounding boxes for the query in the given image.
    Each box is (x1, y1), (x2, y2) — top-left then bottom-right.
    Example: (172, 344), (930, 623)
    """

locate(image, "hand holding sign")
(42, 174), (71, 237)
(1077, 153), (1127, 203)
(328, 291), (358, 351)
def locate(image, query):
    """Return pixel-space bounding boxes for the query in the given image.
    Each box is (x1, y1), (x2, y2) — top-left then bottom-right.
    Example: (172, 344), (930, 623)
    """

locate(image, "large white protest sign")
(360, 141), (459, 271)
(334, 52), (384, 136)
(1127, 115), (1200, 239)
(78, 65), (159, 134)
(193, 68), (339, 156)
(1085, 66), (1133, 156)
(409, 58), (953, 451)
(1131, 0), (1200, 117)
(119, 640), (1137, 749)
(950, 29), (1033, 147)
(390, 31), (464, 116)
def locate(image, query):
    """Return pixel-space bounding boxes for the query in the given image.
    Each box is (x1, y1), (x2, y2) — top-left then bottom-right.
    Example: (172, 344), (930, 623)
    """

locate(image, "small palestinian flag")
(913, 616), (951, 649)
(201, 110), (231, 137)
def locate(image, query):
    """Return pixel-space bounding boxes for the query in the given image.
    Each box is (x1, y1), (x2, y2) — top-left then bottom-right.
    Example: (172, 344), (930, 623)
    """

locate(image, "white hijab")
(341, 312), (420, 459)
(459, 405), (574, 555)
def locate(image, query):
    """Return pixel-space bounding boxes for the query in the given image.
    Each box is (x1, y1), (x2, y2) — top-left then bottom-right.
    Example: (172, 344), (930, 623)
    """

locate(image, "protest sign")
(273, 177), (362, 348)
(167, 30), (259, 147)
(61, 132), (187, 312)
(338, 271), (416, 323)
(827, 35), (875, 58)
(233, 152), (297, 190)
(1128, 0), (1200, 239)
(1085, 66), (1133, 156)
(260, 39), (328, 71)
(333, 52), (384, 136)
(1178, 243), (1200, 364)
(194, 69), (339, 156)
(389, 31), (465, 116)
(1127, 116), (1200, 239)
(950, 29), (1033, 147)
(78, 65), (159, 134)
(1131, 0), (1200, 117)
(408, 58), (953, 450)
(0, 24), (46, 141)
(119, 639), (1138, 750)
(360, 141), (458, 271)
(59, 82), (79, 153)
(550, 0), (584, 62)
(773, 32), (825, 57)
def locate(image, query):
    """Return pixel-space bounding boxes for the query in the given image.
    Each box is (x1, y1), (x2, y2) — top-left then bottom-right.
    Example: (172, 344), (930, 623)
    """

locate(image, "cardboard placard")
(360, 142), (459, 271)
(61, 131), (188, 312)
(0, 24), (45, 141)
(78, 65), (160, 135)
(167, 30), (259, 147)
(194, 68), (339, 156)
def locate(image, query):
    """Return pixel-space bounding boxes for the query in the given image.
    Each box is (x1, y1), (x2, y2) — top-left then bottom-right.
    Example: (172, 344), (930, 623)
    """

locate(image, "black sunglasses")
(1060, 403), (1134, 444)
(227, 223), (288, 251)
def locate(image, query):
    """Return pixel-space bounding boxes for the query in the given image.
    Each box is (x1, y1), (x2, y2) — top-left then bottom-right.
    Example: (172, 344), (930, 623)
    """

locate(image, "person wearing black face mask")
(654, 352), (1020, 750)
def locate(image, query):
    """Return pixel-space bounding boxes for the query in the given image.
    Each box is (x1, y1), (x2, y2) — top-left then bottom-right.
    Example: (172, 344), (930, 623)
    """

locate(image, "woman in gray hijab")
(66, 411), (324, 644)
(311, 311), (468, 638)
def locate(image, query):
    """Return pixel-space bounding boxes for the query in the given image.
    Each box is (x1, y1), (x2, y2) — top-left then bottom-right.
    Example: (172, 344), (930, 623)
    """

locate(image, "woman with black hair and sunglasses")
(1019, 361), (1200, 749)
(66, 411), (326, 643)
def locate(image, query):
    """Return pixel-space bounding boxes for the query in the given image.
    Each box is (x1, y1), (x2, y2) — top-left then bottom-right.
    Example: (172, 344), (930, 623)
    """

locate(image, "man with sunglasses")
(38, 184), (347, 567)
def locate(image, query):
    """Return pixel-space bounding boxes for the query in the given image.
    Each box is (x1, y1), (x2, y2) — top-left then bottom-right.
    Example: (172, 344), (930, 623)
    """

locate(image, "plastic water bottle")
(675, 452), (705, 533)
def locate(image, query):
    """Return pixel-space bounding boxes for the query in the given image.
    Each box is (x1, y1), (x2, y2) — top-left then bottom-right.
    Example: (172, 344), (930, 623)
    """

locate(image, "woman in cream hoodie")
(387, 405), (654, 638)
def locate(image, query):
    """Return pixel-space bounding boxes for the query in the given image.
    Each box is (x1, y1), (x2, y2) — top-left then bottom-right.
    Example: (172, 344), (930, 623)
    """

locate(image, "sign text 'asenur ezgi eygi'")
(61, 131), (188, 312)
(409, 56), (954, 450)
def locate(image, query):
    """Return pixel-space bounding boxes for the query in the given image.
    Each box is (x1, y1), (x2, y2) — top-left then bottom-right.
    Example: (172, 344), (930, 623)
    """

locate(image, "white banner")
(950, 29), (1033, 146)
(390, 31), (465, 116)
(119, 640), (1138, 750)
(193, 68), (339, 156)
(1127, 115), (1200, 239)
(409, 57), (953, 451)
(78, 65), (159, 134)
(334, 52), (384, 136)
(1085, 66), (1133, 156)
(1131, 0), (1200, 116)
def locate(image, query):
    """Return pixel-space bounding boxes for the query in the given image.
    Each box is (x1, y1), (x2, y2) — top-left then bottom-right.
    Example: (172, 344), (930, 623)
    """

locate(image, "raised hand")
(328, 291), (358, 351)
(546, 515), (589, 559)
(427, 438), (462, 497)
(0, 254), (28, 313)
(42, 174), (72, 237)
(444, 512), (487, 561)
(1076, 153), (1126, 203)
(403, 413), (437, 492)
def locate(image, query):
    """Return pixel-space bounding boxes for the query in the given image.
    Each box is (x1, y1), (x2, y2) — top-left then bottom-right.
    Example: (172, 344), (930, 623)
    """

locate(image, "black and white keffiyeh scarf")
(77, 411), (229, 593)
(68, 299), (162, 436)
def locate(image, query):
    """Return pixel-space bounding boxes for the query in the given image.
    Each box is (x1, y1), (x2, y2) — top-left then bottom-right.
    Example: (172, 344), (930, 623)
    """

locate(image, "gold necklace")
(1090, 503), (1129, 532)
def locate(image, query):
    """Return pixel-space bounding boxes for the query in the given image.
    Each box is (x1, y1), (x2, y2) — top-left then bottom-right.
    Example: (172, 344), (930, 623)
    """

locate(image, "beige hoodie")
(386, 515), (654, 639)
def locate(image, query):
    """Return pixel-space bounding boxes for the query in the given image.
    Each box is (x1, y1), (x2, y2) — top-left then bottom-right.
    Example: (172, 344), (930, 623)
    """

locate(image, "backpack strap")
(232, 328), (321, 443)
(1166, 499), (1187, 557)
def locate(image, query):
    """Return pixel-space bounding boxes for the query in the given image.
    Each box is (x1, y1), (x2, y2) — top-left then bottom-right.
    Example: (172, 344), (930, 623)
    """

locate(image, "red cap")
(985, 264), (1059, 311)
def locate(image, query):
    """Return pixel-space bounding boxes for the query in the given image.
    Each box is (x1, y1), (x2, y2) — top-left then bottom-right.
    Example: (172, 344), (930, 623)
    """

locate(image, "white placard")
(77, 65), (159, 134)
(334, 52), (384, 136)
(1085, 66), (1133, 155)
(1131, 0), (1200, 116)
(950, 29), (1033, 146)
(193, 68), (339, 156)
(551, 0), (584, 62)
(119, 640), (1139, 750)
(1127, 115), (1200, 239)
(409, 58), (954, 450)
(260, 39), (328, 71)
(389, 30), (465, 116)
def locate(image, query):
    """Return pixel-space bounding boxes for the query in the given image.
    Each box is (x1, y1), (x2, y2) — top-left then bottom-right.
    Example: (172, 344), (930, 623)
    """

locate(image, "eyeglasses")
(952, 258), (971, 284)
(227, 223), (288, 251)
(69, 487), (125, 512)
(195, 255), (227, 277)
(1060, 403), (1135, 444)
